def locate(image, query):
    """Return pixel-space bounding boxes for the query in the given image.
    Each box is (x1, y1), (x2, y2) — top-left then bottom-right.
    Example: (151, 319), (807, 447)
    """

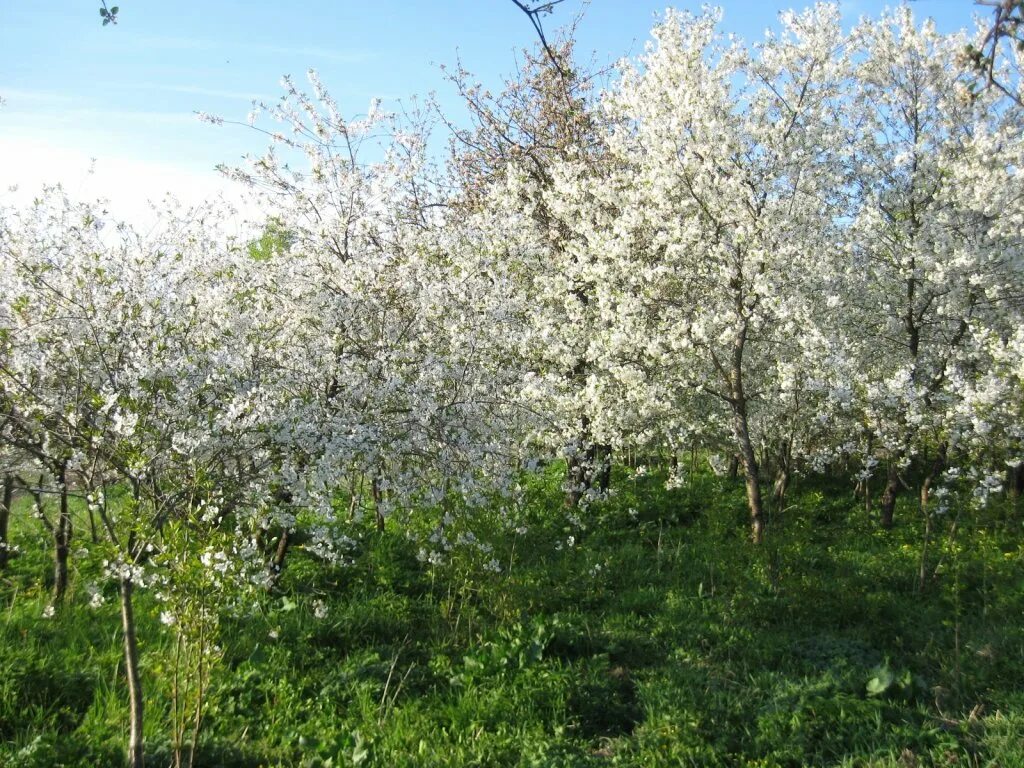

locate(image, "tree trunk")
(120, 577), (145, 768)
(858, 435), (874, 516)
(54, 536), (69, 603)
(879, 463), (900, 529)
(730, 405), (764, 544)
(564, 411), (596, 508)
(86, 503), (99, 543)
(267, 529), (290, 586)
(347, 478), (363, 522)
(726, 323), (764, 544)
(1008, 461), (1024, 509)
(740, 441), (765, 544)
(919, 443), (947, 513)
(727, 454), (739, 481)
(772, 468), (789, 507)
(372, 476), (385, 532)
(53, 463), (72, 603)
(772, 438), (792, 507)
(856, 475), (872, 515)
(0, 474), (12, 570)
(565, 450), (586, 508)
(564, 417), (595, 509)
(266, 485), (295, 583)
(595, 444), (612, 494)
(917, 443), (947, 591)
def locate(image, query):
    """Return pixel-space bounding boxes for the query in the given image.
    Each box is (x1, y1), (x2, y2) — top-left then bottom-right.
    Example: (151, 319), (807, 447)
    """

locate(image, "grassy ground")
(1, 466), (1022, 767)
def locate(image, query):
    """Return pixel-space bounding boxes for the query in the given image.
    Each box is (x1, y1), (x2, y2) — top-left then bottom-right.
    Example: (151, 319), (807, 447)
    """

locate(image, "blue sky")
(0, 0), (975, 221)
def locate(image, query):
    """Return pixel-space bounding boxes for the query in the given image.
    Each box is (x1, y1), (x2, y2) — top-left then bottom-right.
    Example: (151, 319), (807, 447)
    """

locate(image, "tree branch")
(510, 0), (569, 79)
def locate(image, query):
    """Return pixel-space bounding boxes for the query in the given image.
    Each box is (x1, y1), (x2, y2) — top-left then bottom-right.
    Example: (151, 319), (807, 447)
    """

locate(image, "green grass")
(1, 466), (1022, 767)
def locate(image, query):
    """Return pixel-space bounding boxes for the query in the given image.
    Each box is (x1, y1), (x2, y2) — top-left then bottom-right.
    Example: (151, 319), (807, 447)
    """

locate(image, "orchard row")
(1, 6), (1023, 765)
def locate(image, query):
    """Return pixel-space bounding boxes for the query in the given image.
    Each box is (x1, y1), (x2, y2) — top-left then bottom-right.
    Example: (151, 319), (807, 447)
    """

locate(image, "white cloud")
(0, 134), (259, 231)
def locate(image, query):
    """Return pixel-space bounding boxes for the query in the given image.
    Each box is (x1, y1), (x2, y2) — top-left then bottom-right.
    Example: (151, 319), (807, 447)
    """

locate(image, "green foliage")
(2, 468), (1023, 766)
(246, 218), (294, 261)
(98, 3), (118, 26)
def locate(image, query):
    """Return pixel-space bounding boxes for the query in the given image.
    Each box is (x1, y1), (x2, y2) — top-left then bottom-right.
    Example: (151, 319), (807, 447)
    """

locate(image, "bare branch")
(510, 0), (570, 79)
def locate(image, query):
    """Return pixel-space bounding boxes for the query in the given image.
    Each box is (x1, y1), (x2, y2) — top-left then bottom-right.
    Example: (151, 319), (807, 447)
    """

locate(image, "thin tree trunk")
(569, 458), (589, 506)
(1008, 461), (1024, 514)
(266, 485), (295, 583)
(53, 462), (72, 603)
(120, 576), (145, 768)
(347, 476), (364, 522)
(728, 328), (764, 544)
(772, 469), (789, 507)
(53, 533), (69, 602)
(918, 512), (933, 593)
(727, 454), (739, 481)
(565, 450), (585, 508)
(372, 476), (385, 532)
(268, 530), (290, 585)
(772, 438), (792, 507)
(87, 507), (98, 543)
(919, 443), (947, 513)
(29, 477), (51, 588)
(918, 443), (947, 592)
(879, 462), (900, 529)
(596, 444), (612, 494)
(564, 415), (594, 509)
(0, 474), (12, 570)
(737, 429), (765, 544)
(862, 480), (872, 516)
(759, 445), (772, 483)
(730, 400), (764, 544)
(858, 435), (874, 516)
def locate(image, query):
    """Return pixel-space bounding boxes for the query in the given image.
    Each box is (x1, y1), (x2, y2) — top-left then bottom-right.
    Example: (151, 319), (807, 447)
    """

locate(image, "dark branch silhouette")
(967, 0), (1023, 105)
(510, 0), (569, 78)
